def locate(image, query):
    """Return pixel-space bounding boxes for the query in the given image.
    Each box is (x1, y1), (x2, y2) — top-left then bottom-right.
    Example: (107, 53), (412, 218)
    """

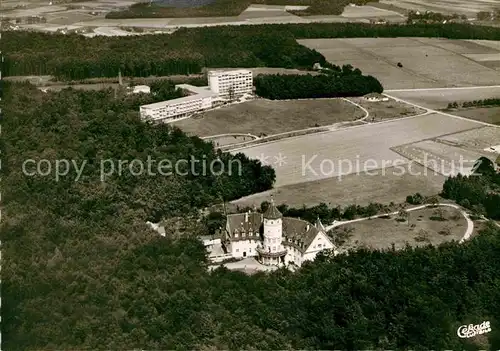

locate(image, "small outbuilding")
(363, 93), (389, 102)
(132, 85), (151, 94)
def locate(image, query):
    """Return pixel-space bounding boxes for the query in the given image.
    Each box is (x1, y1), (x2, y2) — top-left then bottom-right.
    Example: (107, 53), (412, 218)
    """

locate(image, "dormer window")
(234, 232), (239, 238)
(242, 232), (246, 238)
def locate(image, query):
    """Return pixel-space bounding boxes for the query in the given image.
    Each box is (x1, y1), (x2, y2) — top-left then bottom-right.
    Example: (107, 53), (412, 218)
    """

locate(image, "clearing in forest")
(172, 98), (364, 137)
(329, 206), (467, 252)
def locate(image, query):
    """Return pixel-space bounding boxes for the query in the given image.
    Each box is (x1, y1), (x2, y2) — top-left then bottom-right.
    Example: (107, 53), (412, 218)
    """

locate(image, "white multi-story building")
(208, 69), (253, 99)
(220, 199), (337, 267)
(140, 87), (216, 123)
(139, 69), (253, 122)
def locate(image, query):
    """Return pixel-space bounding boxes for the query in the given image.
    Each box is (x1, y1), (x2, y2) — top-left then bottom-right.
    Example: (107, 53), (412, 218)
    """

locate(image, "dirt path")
(326, 203), (474, 243)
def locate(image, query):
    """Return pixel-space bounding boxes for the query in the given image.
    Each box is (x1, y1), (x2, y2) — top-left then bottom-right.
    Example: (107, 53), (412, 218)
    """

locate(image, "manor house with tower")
(220, 200), (336, 267)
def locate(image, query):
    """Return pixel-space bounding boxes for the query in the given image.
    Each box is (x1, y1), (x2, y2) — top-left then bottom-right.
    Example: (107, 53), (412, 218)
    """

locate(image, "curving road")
(383, 89), (500, 129)
(326, 203), (474, 243)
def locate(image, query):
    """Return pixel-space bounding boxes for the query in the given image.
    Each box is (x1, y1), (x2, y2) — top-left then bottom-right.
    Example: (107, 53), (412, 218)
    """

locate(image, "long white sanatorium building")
(220, 200), (336, 267)
(139, 69), (253, 123)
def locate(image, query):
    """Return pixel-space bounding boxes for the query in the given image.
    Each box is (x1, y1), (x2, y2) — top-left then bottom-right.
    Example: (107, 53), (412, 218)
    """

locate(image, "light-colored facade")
(208, 69), (253, 98)
(132, 85), (151, 94)
(220, 200), (336, 267)
(139, 70), (252, 122)
(140, 91), (215, 123)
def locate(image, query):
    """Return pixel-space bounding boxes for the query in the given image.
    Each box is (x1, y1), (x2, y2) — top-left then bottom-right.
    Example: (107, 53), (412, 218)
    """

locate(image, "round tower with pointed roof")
(258, 197), (286, 265)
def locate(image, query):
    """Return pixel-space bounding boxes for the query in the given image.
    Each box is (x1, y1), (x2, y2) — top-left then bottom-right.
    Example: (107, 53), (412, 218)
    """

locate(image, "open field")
(449, 107), (500, 125)
(390, 125), (500, 177)
(298, 38), (500, 89)
(387, 87), (500, 109)
(230, 163), (445, 209)
(233, 113), (483, 187)
(392, 140), (490, 177)
(172, 99), (364, 137)
(330, 206), (467, 251)
(348, 97), (426, 121)
(380, 0), (498, 17)
(436, 126), (500, 152)
(5, 2), (405, 33)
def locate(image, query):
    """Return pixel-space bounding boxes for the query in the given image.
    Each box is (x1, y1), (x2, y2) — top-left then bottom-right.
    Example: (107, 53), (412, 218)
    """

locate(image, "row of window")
(233, 231), (259, 238)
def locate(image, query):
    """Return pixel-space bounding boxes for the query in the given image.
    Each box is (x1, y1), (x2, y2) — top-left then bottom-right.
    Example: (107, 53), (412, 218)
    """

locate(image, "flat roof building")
(140, 92), (216, 123)
(208, 69), (253, 99)
(140, 69), (253, 123)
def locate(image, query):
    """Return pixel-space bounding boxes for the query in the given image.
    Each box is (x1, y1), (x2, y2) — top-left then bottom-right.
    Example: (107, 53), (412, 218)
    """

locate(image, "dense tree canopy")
(254, 69), (383, 99)
(2, 81), (500, 350)
(5, 22), (500, 80)
(441, 157), (500, 219)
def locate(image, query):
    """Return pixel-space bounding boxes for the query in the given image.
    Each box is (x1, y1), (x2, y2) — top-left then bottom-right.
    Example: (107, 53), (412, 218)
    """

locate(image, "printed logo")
(457, 321), (491, 338)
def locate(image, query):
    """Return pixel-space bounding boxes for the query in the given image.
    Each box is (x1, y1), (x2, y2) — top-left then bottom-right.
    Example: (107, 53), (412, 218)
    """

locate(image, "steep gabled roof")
(315, 217), (326, 233)
(226, 212), (262, 236)
(263, 199), (282, 220)
(282, 218), (318, 252)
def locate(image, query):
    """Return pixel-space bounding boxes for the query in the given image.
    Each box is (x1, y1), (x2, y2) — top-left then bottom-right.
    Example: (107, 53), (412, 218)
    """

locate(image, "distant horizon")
(152, 0), (217, 8)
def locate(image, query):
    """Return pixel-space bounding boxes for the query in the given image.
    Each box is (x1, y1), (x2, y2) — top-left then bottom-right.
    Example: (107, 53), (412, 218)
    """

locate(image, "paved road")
(386, 85), (500, 93)
(326, 203), (474, 243)
(383, 90), (500, 129)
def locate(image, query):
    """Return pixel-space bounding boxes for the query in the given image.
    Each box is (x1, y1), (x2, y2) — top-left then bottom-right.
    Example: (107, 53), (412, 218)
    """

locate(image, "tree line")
(441, 157), (500, 219)
(106, 0), (377, 19)
(3, 81), (500, 349)
(447, 98), (500, 109)
(5, 22), (500, 80)
(407, 10), (468, 24)
(254, 68), (383, 99)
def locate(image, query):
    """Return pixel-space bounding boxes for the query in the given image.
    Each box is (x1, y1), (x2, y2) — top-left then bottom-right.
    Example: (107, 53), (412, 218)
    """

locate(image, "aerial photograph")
(2, 0), (500, 349)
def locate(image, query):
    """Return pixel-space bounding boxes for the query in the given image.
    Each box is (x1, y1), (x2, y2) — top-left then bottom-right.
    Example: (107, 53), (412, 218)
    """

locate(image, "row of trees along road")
(447, 98), (500, 109)
(4, 22), (500, 80)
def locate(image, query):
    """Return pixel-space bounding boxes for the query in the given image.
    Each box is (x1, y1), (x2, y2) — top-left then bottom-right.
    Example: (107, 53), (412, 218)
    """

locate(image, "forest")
(441, 157), (500, 219)
(4, 22), (500, 80)
(254, 68), (383, 99)
(3, 77), (500, 350)
(105, 0), (377, 19)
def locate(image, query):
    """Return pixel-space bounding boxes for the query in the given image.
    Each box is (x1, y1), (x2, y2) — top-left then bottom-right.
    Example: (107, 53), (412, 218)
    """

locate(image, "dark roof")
(263, 200), (282, 220)
(315, 217), (326, 232)
(282, 217), (318, 250)
(225, 212), (334, 253)
(226, 212), (262, 237)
